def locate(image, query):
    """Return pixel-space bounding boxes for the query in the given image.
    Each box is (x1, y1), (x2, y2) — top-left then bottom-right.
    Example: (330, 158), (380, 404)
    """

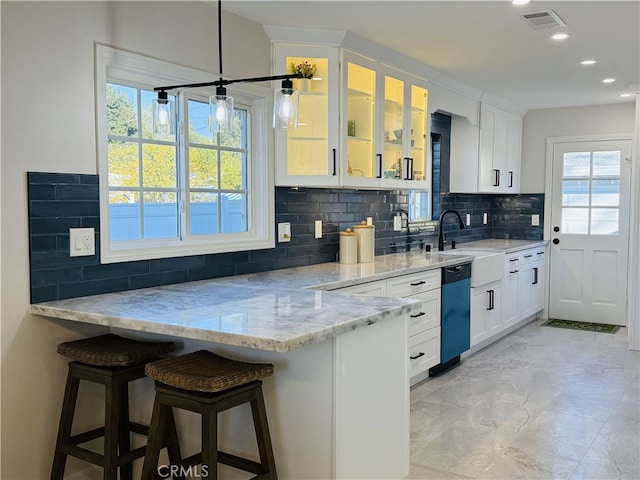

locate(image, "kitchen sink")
(439, 249), (505, 287)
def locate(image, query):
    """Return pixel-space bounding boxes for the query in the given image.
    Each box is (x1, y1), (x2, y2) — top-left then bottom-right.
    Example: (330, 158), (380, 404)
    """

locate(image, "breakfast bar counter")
(31, 251), (473, 479)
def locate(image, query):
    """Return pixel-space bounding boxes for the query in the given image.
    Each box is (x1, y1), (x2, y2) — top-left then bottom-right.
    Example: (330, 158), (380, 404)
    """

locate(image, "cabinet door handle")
(486, 290), (494, 310)
(376, 153), (382, 178)
(409, 157), (414, 180)
(533, 267), (539, 285)
(410, 281), (426, 286)
(410, 311), (426, 318)
(410, 352), (425, 360)
(508, 171), (513, 188)
(332, 149), (337, 176)
(493, 169), (500, 187)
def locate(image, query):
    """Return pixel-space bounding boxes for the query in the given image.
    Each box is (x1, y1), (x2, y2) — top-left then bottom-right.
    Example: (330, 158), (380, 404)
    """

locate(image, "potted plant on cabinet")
(289, 61), (318, 92)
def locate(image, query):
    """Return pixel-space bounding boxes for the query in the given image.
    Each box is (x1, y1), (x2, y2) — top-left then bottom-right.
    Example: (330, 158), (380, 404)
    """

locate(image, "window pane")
(593, 151), (620, 177)
(108, 140), (139, 187)
(563, 152), (590, 177)
(562, 208), (589, 234)
(592, 180), (620, 206)
(189, 147), (218, 189)
(562, 180), (589, 206)
(143, 192), (178, 239)
(591, 208), (619, 235)
(221, 193), (247, 233)
(142, 144), (176, 188)
(190, 193), (219, 235)
(106, 84), (138, 137)
(188, 99), (215, 145)
(109, 192), (140, 241)
(220, 109), (248, 149)
(220, 151), (246, 190)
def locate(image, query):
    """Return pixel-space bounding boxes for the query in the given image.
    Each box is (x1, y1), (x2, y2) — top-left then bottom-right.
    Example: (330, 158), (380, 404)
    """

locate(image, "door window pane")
(591, 180), (619, 206)
(563, 152), (590, 177)
(591, 208), (618, 235)
(562, 208), (589, 234)
(562, 180), (589, 206)
(592, 151), (620, 177)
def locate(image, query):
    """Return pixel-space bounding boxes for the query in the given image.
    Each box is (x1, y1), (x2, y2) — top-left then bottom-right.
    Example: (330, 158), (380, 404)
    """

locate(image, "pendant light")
(153, 0), (302, 134)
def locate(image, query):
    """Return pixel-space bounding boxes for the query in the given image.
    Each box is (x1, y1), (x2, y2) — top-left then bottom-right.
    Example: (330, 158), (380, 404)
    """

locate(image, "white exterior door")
(549, 139), (632, 324)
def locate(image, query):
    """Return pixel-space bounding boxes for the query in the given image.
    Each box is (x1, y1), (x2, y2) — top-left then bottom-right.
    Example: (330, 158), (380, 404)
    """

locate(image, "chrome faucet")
(438, 210), (465, 251)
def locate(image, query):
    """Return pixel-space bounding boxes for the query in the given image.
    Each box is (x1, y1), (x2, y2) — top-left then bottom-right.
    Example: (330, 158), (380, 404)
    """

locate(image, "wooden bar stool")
(141, 350), (277, 480)
(51, 334), (180, 480)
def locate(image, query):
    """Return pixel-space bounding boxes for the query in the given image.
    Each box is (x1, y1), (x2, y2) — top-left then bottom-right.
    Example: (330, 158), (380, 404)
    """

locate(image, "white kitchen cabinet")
(502, 247), (546, 327)
(333, 268), (442, 387)
(470, 280), (503, 347)
(272, 44), (341, 187)
(342, 51), (430, 190)
(478, 103), (522, 193)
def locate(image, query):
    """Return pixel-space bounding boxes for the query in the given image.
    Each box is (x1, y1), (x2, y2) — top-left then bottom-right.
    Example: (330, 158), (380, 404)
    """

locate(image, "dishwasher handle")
(442, 263), (472, 283)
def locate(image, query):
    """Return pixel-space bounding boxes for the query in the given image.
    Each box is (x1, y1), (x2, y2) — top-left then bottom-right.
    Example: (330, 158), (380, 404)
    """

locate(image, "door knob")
(553, 226), (560, 232)
(553, 238), (560, 245)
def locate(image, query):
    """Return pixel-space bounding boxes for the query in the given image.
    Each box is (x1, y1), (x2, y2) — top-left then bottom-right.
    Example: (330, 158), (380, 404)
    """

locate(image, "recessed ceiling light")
(603, 78), (616, 84)
(580, 59), (597, 65)
(551, 33), (570, 40)
(512, 0), (530, 5)
(619, 93), (631, 98)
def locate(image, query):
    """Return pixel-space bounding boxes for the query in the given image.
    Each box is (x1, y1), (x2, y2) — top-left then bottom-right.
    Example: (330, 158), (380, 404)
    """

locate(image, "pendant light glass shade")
(273, 79), (299, 130)
(152, 91), (175, 135)
(209, 86), (234, 134)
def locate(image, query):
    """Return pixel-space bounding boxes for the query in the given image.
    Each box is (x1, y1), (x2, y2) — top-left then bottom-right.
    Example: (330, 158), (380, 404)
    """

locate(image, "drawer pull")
(410, 352), (425, 360)
(510, 270), (519, 274)
(410, 312), (426, 318)
(524, 254), (533, 259)
(410, 281), (426, 286)
(509, 258), (519, 262)
(536, 251), (545, 255)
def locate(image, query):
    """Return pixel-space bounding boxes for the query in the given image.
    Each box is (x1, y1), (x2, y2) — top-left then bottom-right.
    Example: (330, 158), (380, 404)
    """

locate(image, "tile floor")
(409, 320), (640, 479)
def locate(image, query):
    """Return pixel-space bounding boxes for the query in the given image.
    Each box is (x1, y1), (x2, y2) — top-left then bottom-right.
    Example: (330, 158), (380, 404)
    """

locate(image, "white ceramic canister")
(353, 221), (375, 263)
(339, 228), (358, 264)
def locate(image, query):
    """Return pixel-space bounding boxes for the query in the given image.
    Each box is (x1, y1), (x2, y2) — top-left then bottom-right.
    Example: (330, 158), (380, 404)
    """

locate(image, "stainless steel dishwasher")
(429, 263), (471, 376)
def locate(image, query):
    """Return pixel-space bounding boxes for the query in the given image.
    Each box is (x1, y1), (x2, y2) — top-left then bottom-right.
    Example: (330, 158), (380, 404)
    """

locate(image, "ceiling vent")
(521, 10), (566, 30)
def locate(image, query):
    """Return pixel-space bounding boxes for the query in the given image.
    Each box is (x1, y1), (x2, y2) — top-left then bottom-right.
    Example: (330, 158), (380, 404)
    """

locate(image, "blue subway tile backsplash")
(27, 171), (544, 302)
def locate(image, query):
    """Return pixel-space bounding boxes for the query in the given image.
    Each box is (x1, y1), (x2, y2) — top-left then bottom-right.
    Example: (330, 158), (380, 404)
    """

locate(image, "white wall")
(520, 103), (636, 193)
(0, 2), (269, 478)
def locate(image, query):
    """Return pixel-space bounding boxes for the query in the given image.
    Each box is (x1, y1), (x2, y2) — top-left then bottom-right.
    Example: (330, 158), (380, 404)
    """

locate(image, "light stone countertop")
(454, 239), (547, 253)
(30, 242), (543, 352)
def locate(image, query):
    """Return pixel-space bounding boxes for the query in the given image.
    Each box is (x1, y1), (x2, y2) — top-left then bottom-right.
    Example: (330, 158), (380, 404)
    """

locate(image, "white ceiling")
(221, 0), (640, 111)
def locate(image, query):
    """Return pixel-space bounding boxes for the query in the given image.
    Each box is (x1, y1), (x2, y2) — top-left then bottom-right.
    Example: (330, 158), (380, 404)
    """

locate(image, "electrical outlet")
(393, 215), (402, 231)
(483, 212), (488, 225)
(315, 220), (323, 239)
(366, 216), (373, 226)
(69, 228), (95, 257)
(278, 222), (291, 242)
(466, 213), (471, 226)
(531, 214), (540, 226)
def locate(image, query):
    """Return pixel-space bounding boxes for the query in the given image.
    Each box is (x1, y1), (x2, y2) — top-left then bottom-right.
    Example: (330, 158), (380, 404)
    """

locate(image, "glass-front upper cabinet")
(273, 45), (340, 186)
(342, 51), (430, 189)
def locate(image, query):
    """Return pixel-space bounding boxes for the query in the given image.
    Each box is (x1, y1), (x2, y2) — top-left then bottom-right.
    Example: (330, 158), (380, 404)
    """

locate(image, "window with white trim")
(96, 45), (274, 263)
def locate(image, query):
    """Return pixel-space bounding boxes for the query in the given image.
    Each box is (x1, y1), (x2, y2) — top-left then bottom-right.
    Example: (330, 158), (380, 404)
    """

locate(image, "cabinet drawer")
(505, 252), (522, 268)
(409, 327), (440, 377)
(336, 280), (386, 296)
(387, 270), (440, 297)
(408, 289), (440, 337)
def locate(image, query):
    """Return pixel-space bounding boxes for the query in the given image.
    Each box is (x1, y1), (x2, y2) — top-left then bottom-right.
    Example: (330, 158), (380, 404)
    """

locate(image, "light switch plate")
(531, 214), (540, 226)
(314, 220), (322, 239)
(483, 212), (488, 225)
(366, 216), (373, 226)
(466, 213), (471, 226)
(69, 228), (95, 257)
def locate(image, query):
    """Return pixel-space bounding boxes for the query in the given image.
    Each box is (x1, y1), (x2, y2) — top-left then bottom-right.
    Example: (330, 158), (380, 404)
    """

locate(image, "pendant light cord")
(218, 0), (223, 79)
